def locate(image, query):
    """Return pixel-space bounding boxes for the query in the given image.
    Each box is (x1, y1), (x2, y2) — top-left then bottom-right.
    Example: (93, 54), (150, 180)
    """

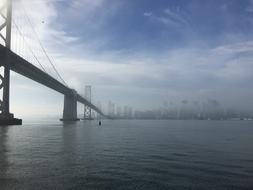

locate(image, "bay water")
(0, 120), (253, 189)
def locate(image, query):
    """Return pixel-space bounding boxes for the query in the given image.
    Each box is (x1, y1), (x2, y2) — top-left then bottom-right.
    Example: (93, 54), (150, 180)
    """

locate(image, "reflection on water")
(0, 120), (253, 190)
(0, 127), (8, 170)
(0, 127), (10, 189)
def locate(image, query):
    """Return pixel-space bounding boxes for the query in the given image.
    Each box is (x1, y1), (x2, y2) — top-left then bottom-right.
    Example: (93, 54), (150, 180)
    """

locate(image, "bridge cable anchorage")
(19, 5), (68, 87)
(12, 20), (47, 73)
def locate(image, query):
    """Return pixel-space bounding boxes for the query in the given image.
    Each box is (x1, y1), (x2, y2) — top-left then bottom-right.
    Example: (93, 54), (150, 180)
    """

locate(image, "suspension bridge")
(0, 0), (106, 125)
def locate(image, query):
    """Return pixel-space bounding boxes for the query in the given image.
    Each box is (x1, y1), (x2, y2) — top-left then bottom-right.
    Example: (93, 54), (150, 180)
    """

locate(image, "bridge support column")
(0, 0), (22, 125)
(60, 93), (80, 121)
(0, 60), (22, 125)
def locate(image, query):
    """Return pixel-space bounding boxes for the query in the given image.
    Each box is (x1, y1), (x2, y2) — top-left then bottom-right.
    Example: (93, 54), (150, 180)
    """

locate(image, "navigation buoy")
(99, 121), (101, 126)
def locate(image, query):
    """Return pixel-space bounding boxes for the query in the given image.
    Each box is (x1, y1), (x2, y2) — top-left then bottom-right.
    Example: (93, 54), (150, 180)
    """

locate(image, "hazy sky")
(6, 0), (253, 117)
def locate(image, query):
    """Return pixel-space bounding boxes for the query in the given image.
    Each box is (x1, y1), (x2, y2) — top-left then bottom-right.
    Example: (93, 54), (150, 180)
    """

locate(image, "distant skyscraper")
(111, 102), (115, 117)
(108, 101), (112, 116)
(116, 106), (122, 118)
(128, 106), (133, 119)
(108, 101), (115, 117)
(124, 106), (128, 119)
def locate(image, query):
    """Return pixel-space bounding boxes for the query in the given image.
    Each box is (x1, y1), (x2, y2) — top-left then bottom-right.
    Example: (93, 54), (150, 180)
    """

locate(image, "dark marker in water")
(99, 121), (101, 126)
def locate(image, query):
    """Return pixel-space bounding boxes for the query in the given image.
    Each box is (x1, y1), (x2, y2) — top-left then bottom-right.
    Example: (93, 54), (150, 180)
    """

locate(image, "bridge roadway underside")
(0, 44), (104, 123)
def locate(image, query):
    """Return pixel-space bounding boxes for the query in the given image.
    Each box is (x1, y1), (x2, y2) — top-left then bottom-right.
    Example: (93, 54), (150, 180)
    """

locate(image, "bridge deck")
(0, 44), (104, 116)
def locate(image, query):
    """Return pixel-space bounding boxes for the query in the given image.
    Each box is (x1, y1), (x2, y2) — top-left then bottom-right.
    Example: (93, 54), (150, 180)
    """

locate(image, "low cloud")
(144, 7), (189, 27)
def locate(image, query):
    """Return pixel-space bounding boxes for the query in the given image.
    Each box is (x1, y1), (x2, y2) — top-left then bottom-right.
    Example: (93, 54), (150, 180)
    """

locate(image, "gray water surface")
(0, 120), (253, 190)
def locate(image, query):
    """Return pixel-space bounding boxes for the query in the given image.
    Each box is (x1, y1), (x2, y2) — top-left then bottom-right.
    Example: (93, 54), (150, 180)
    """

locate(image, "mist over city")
(99, 98), (252, 120)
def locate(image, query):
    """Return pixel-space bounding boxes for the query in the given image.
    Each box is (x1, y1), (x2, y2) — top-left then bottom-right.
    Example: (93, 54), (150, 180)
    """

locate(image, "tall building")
(124, 105), (128, 119)
(128, 106), (133, 119)
(108, 101), (115, 117)
(116, 106), (122, 118)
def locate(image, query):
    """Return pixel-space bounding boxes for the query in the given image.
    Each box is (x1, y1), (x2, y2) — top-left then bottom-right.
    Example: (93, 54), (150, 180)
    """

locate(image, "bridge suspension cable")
(20, 7), (68, 87)
(12, 20), (47, 73)
(10, 1), (68, 87)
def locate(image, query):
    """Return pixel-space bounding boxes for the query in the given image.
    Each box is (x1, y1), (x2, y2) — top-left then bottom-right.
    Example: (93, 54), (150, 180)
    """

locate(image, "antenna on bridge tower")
(84, 85), (92, 120)
(0, 0), (22, 125)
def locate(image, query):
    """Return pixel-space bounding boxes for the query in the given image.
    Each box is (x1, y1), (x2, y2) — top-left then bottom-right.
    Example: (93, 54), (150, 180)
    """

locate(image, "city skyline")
(94, 98), (253, 120)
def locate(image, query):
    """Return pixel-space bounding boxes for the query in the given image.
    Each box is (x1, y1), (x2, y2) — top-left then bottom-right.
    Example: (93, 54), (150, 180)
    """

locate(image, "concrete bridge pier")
(60, 91), (80, 121)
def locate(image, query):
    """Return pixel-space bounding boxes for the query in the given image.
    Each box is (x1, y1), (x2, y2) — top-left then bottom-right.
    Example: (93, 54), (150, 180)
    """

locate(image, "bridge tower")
(0, 0), (22, 125)
(83, 85), (92, 120)
(61, 89), (80, 121)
